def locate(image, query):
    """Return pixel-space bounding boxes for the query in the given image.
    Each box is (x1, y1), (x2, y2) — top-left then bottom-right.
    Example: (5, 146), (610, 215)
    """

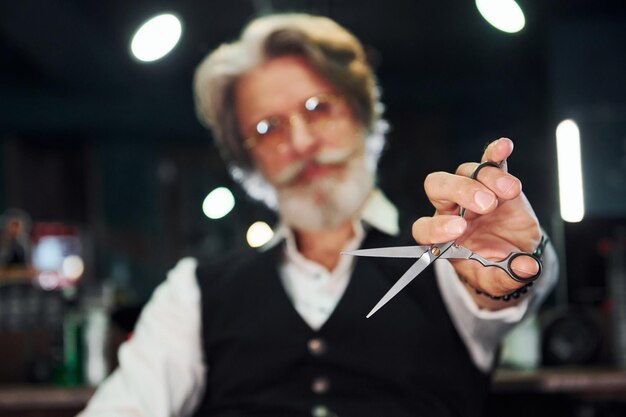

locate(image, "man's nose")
(288, 114), (318, 155)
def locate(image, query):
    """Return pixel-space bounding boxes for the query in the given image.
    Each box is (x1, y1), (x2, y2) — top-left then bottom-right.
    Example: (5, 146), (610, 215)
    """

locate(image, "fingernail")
(444, 217), (466, 235)
(474, 191), (496, 211)
(499, 137), (513, 152)
(496, 177), (516, 194)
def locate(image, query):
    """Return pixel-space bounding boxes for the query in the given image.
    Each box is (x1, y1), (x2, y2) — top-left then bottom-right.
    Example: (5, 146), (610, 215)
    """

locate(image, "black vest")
(194, 229), (491, 417)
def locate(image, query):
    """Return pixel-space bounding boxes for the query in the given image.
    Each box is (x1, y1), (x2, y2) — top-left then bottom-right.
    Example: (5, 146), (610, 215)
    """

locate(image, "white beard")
(229, 121), (388, 211)
(276, 153), (374, 231)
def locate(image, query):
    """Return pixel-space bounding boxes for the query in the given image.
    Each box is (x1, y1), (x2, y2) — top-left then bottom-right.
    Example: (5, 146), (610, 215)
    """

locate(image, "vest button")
(311, 404), (335, 417)
(307, 338), (327, 356)
(311, 376), (330, 394)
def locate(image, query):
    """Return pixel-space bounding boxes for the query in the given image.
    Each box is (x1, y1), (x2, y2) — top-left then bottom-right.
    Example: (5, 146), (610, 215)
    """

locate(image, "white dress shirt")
(79, 189), (558, 417)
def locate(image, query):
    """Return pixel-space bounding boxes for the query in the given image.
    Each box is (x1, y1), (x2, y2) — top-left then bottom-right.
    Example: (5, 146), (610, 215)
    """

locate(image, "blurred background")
(0, 0), (625, 415)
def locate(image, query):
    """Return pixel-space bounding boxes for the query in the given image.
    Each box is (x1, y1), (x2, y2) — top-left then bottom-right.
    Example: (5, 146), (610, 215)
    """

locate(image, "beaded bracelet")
(460, 235), (549, 302)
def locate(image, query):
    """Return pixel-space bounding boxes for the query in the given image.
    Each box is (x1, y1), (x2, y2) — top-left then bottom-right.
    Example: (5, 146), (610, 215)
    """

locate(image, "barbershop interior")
(1, 0), (625, 416)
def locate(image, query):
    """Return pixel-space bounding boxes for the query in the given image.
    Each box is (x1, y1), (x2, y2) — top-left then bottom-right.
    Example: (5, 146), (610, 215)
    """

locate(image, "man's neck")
(294, 220), (355, 271)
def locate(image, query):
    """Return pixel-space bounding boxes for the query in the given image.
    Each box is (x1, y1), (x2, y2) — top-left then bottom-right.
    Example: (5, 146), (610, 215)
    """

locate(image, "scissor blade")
(341, 246), (429, 259)
(366, 241), (455, 318)
(366, 254), (432, 318)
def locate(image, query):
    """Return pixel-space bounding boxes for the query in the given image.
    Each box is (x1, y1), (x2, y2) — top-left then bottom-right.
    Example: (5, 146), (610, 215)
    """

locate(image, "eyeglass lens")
(252, 94), (341, 148)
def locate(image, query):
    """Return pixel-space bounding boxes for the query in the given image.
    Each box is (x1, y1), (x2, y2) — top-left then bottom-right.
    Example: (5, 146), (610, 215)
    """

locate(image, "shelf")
(493, 367), (626, 397)
(0, 385), (93, 411)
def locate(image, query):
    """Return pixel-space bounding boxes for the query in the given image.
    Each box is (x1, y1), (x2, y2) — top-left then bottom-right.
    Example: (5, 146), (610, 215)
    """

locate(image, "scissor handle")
(459, 161), (502, 218)
(468, 251), (542, 283)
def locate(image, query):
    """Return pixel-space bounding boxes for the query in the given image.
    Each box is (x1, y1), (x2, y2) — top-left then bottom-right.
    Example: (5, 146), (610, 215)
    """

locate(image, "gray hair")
(193, 13), (387, 207)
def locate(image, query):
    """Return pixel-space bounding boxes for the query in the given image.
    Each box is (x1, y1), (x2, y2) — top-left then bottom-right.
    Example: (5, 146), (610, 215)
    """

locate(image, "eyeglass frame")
(242, 92), (351, 152)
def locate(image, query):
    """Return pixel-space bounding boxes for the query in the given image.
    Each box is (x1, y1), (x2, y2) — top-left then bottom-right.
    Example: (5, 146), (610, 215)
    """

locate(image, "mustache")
(272, 147), (357, 186)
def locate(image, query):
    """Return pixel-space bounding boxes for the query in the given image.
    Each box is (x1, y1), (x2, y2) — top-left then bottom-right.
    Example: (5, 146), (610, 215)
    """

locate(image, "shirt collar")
(359, 188), (400, 236)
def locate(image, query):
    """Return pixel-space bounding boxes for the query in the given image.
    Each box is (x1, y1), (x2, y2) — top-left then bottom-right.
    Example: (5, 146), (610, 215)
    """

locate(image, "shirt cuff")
(434, 242), (558, 372)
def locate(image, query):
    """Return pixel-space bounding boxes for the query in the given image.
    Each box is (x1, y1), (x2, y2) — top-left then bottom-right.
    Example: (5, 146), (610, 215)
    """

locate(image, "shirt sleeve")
(435, 241), (559, 373)
(78, 257), (206, 417)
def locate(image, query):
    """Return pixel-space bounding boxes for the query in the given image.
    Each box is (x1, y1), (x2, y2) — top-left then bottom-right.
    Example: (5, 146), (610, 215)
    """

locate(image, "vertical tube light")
(556, 119), (585, 222)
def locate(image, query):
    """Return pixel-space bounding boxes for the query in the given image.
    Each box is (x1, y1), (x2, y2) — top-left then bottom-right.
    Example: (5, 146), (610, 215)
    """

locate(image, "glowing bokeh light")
(63, 255), (85, 281)
(556, 119), (585, 223)
(130, 13), (182, 62)
(202, 187), (235, 219)
(476, 0), (525, 33)
(246, 221), (274, 248)
(38, 271), (61, 291)
(32, 237), (64, 271)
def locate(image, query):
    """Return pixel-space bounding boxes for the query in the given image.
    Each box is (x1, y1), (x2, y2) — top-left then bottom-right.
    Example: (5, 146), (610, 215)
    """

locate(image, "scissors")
(342, 161), (543, 318)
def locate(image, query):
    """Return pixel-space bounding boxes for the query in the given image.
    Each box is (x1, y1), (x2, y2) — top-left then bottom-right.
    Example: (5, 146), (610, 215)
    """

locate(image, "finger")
(459, 262), (528, 296)
(482, 268), (528, 295)
(481, 137), (514, 168)
(412, 215), (467, 245)
(456, 163), (522, 201)
(509, 254), (541, 279)
(424, 171), (498, 215)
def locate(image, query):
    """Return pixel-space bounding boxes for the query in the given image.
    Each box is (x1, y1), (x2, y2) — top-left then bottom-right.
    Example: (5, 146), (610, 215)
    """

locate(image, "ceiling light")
(556, 119), (585, 223)
(475, 0), (525, 34)
(130, 13), (182, 62)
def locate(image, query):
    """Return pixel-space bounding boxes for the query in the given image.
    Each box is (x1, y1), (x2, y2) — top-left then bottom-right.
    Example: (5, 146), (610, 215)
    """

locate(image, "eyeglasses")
(244, 93), (348, 151)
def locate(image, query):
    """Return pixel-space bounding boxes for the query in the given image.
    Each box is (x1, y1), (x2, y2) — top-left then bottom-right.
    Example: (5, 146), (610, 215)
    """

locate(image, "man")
(0, 209), (31, 269)
(80, 13), (557, 417)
